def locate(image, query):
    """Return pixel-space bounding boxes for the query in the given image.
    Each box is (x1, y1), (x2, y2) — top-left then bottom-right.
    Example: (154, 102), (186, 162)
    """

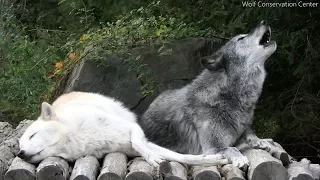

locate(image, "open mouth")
(259, 28), (271, 46)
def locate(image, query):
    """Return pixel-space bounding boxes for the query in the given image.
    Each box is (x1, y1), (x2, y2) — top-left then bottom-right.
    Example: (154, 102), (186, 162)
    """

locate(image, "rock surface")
(0, 122), (13, 142)
(62, 37), (223, 115)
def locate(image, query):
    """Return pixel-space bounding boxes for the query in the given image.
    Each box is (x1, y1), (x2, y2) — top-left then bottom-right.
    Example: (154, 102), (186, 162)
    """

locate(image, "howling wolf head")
(200, 20), (276, 75)
(18, 102), (66, 163)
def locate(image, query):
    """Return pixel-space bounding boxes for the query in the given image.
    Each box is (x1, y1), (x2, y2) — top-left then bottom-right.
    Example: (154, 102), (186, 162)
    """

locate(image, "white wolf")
(18, 92), (228, 167)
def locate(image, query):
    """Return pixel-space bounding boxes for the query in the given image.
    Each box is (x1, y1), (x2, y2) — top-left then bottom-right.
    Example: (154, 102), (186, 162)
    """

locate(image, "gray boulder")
(61, 37), (223, 115)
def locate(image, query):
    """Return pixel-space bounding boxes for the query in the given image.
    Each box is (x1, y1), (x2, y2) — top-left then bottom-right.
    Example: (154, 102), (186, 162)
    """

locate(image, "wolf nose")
(260, 20), (267, 25)
(17, 150), (25, 158)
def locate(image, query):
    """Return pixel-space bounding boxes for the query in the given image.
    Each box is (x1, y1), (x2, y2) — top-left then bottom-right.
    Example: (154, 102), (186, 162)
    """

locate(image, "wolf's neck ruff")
(192, 63), (265, 113)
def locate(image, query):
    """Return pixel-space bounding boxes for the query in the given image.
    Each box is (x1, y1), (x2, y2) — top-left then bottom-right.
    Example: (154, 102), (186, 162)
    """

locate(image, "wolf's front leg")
(204, 147), (249, 168)
(236, 128), (272, 152)
(248, 138), (273, 152)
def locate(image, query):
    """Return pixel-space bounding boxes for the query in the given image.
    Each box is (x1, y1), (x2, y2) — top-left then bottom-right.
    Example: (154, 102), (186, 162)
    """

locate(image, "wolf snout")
(260, 20), (267, 25)
(17, 150), (26, 159)
(252, 20), (270, 34)
(17, 150), (32, 161)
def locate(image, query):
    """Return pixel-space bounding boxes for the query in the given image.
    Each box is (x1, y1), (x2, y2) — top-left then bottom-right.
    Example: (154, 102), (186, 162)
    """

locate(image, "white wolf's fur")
(19, 92), (228, 166)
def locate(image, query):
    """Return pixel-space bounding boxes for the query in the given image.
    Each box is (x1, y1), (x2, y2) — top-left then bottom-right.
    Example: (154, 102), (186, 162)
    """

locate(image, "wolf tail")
(146, 142), (229, 166)
(131, 124), (228, 166)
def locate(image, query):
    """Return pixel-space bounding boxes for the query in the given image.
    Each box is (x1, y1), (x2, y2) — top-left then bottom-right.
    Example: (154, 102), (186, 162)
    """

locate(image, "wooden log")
(243, 149), (288, 180)
(287, 158), (314, 180)
(4, 157), (35, 180)
(125, 157), (154, 180)
(98, 152), (128, 180)
(159, 161), (187, 180)
(0, 146), (15, 180)
(191, 165), (221, 180)
(70, 156), (99, 180)
(37, 157), (69, 180)
(0, 120), (34, 180)
(267, 141), (291, 166)
(220, 164), (245, 180)
(310, 164), (320, 180)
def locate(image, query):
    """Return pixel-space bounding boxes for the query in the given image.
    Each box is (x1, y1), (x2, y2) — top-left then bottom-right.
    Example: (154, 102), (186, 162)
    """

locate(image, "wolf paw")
(231, 156), (249, 168)
(206, 154), (228, 165)
(145, 155), (164, 167)
(201, 154), (229, 165)
(250, 138), (272, 152)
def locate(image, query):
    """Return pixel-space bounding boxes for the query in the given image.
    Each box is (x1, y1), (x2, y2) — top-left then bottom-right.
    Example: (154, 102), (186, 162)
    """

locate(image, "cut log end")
(310, 164), (320, 180)
(244, 149), (288, 180)
(125, 158), (155, 180)
(98, 173), (122, 180)
(272, 151), (290, 166)
(159, 161), (172, 174)
(279, 152), (290, 166)
(4, 157), (36, 180)
(4, 169), (35, 180)
(37, 157), (69, 180)
(165, 176), (185, 180)
(191, 166), (221, 180)
(98, 152), (128, 180)
(37, 166), (66, 179)
(221, 164), (245, 180)
(251, 161), (287, 180)
(194, 170), (221, 180)
(70, 156), (99, 180)
(288, 159), (315, 180)
(160, 161), (187, 180)
(228, 178), (244, 180)
(272, 142), (293, 166)
(72, 175), (92, 180)
(291, 174), (315, 180)
(125, 172), (153, 180)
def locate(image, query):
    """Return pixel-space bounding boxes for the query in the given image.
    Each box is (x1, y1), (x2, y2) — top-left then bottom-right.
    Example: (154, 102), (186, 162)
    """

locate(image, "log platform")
(1, 121), (319, 180)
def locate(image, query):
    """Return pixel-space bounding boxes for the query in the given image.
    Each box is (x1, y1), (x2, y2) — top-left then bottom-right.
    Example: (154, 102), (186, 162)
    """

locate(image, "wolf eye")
(238, 37), (245, 41)
(30, 132), (37, 139)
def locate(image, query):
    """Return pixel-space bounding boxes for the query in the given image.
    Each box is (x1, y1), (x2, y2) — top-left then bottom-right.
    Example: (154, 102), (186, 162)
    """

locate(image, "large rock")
(64, 52), (144, 111)
(62, 37), (223, 115)
(0, 122), (13, 142)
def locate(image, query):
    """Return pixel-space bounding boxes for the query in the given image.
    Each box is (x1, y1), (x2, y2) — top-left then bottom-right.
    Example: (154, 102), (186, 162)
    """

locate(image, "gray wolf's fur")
(139, 21), (277, 167)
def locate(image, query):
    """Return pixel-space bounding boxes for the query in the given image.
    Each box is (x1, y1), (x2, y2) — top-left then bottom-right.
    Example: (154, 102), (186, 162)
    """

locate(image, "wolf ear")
(40, 102), (55, 121)
(200, 52), (224, 71)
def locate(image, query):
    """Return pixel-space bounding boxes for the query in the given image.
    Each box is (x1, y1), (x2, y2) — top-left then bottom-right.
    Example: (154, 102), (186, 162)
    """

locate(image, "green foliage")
(58, 1), (214, 96)
(0, 7), (60, 124)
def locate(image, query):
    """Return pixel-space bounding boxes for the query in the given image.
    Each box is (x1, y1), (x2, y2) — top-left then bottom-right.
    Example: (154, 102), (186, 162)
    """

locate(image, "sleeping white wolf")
(18, 91), (228, 167)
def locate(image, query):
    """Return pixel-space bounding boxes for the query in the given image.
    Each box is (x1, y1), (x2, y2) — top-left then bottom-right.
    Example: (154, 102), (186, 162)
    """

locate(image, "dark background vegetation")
(0, 0), (319, 162)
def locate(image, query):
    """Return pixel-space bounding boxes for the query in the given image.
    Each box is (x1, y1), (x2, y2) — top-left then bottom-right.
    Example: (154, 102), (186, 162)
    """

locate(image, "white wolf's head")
(201, 20), (277, 74)
(18, 102), (66, 163)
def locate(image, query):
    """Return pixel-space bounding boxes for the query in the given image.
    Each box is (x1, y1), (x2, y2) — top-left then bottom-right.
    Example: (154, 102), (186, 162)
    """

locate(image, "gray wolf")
(18, 92), (228, 167)
(139, 20), (277, 168)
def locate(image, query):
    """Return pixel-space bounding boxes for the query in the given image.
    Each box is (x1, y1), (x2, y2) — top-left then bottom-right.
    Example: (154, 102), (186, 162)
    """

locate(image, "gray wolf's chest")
(194, 106), (249, 151)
